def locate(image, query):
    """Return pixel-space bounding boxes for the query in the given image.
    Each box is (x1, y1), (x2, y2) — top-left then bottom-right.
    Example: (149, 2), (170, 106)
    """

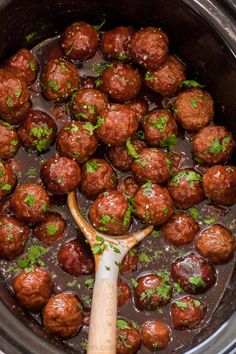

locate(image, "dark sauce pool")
(0, 36), (235, 354)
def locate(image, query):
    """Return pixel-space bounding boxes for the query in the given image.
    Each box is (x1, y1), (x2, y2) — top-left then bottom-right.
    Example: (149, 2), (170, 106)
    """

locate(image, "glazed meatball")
(126, 98), (148, 122)
(42, 293), (83, 338)
(97, 104), (138, 146)
(0, 161), (17, 198)
(141, 320), (171, 351)
(6, 48), (38, 86)
(168, 169), (204, 209)
(58, 239), (94, 276)
(174, 88), (214, 131)
(192, 126), (234, 164)
(33, 212), (66, 246)
(131, 148), (171, 184)
(120, 248), (139, 274)
(101, 61), (142, 102)
(61, 22), (99, 61)
(0, 124), (20, 159)
(117, 320), (141, 354)
(118, 176), (139, 200)
(89, 191), (131, 235)
(56, 121), (98, 163)
(196, 224), (235, 264)
(171, 253), (215, 294)
(134, 183), (174, 224)
(134, 274), (172, 310)
(0, 215), (29, 259)
(144, 55), (186, 96)
(171, 296), (205, 330)
(41, 156), (81, 195)
(18, 110), (57, 153)
(13, 267), (52, 311)
(101, 26), (135, 61)
(80, 158), (117, 199)
(129, 27), (169, 70)
(203, 165), (236, 205)
(71, 88), (108, 124)
(11, 183), (51, 223)
(142, 108), (178, 146)
(41, 58), (80, 101)
(117, 278), (131, 307)
(162, 213), (200, 246)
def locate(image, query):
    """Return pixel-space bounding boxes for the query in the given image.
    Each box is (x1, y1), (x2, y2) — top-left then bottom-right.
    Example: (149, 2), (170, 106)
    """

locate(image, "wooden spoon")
(68, 191), (153, 354)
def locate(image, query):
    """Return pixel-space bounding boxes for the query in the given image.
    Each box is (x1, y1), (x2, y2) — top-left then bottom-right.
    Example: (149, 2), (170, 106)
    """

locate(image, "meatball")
(56, 121), (98, 164)
(41, 58), (80, 102)
(101, 26), (135, 61)
(171, 296), (205, 330)
(41, 156), (81, 195)
(11, 183), (51, 223)
(129, 27), (169, 70)
(97, 104), (138, 146)
(0, 124), (20, 159)
(42, 293), (83, 338)
(118, 176), (139, 200)
(174, 88), (214, 131)
(126, 98), (148, 122)
(58, 239), (94, 276)
(117, 278), (131, 307)
(108, 137), (146, 171)
(6, 48), (38, 86)
(0, 161), (17, 199)
(131, 148), (171, 184)
(171, 253), (215, 294)
(71, 88), (108, 124)
(168, 169), (204, 209)
(120, 248), (139, 274)
(162, 213), (200, 246)
(142, 108), (178, 146)
(117, 320), (141, 354)
(13, 267), (52, 311)
(33, 212), (66, 246)
(134, 274), (172, 310)
(61, 22), (98, 61)
(144, 55), (186, 96)
(203, 165), (236, 205)
(192, 126), (234, 165)
(134, 183), (173, 225)
(18, 110), (57, 153)
(80, 158), (117, 199)
(89, 191), (131, 235)
(196, 224), (235, 264)
(141, 320), (171, 351)
(101, 61), (142, 102)
(0, 215), (29, 259)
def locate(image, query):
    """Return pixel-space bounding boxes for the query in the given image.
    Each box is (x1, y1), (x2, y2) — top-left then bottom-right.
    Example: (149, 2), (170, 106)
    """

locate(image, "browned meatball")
(0, 124), (20, 159)
(142, 108), (178, 146)
(171, 296), (205, 330)
(33, 212), (66, 246)
(101, 62), (142, 102)
(174, 88), (214, 131)
(141, 320), (171, 351)
(117, 320), (141, 354)
(80, 158), (117, 199)
(5, 48), (38, 86)
(168, 169), (204, 209)
(0, 161), (17, 199)
(61, 22), (99, 61)
(41, 58), (80, 102)
(11, 183), (51, 223)
(42, 293), (83, 338)
(41, 156), (81, 195)
(89, 191), (131, 235)
(101, 26), (135, 61)
(126, 98), (148, 122)
(203, 165), (236, 205)
(162, 213), (200, 246)
(13, 267), (52, 311)
(71, 88), (108, 124)
(97, 104), (138, 146)
(120, 248), (139, 274)
(0, 215), (29, 259)
(118, 176), (139, 201)
(192, 126), (234, 164)
(58, 239), (94, 276)
(196, 224), (235, 264)
(18, 110), (57, 153)
(56, 121), (98, 163)
(131, 148), (171, 184)
(117, 278), (131, 307)
(129, 27), (169, 70)
(171, 253), (216, 294)
(134, 183), (174, 224)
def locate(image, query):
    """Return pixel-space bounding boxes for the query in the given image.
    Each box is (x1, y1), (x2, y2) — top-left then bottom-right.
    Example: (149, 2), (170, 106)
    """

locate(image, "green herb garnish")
(126, 137), (139, 159)
(85, 160), (101, 173)
(180, 80), (205, 88)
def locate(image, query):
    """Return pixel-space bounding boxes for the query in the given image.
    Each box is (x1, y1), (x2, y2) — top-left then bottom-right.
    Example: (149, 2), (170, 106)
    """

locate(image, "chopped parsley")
(226, 167), (234, 173)
(117, 319), (130, 330)
(193, 299), (201, 307)
(95, 78), (103, 87)
(156, 283), (171, 301)
(6, 96), (13, 108)
(122, 205), (132, 227)
(131, 278), (138, 288)
(139, 252), (149, 264)
(91, 235), (107, 255)
(25, 32), (37, 43)
(83, 116), (104, 132)
(171, 170), (202, 188)
(189, 275), (206, 292)
(26, 167), (37, 178)
(117, 53), (128, 61)
(126, 138), (140, 159)
(135, 130), (145, 140)
(151, 116), (167, 132)
(163, 207), (169, 215)
(204, 215), (218, 224)
(87, 105), (95, 114)
(75, 112), (88, 120)
(206, 136), (231, 155)
(17, 244), (48, 272)
(92, 62), (113, 75)
(187, 207), (201, 219)
(180, 80), (205, 88)
(85, 160), (101, 173)
(46, 224), (58, 235)
(93, 19), (106, 31)
(152, 230), (160, 238)
(135, 158), (147, 168)
(15, 86), (22, 98)
(59, 61), (69, 72)
(190, 99), (198, 108)
(28, 60), (36, 71)
(30, 125), (53, 140)
(70, 123), (79, 133)
(142, 180), (153, 196)
(160, 134), (177, 150)
(100, 214), (111, 224)
(145, 72), (154, 81)
(1, 183), (12, 191)
(85, 278), (95, 289)
(23, 194), (35, 208)
(175, 300), (188, 308)
(47, 80), (59, 92)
